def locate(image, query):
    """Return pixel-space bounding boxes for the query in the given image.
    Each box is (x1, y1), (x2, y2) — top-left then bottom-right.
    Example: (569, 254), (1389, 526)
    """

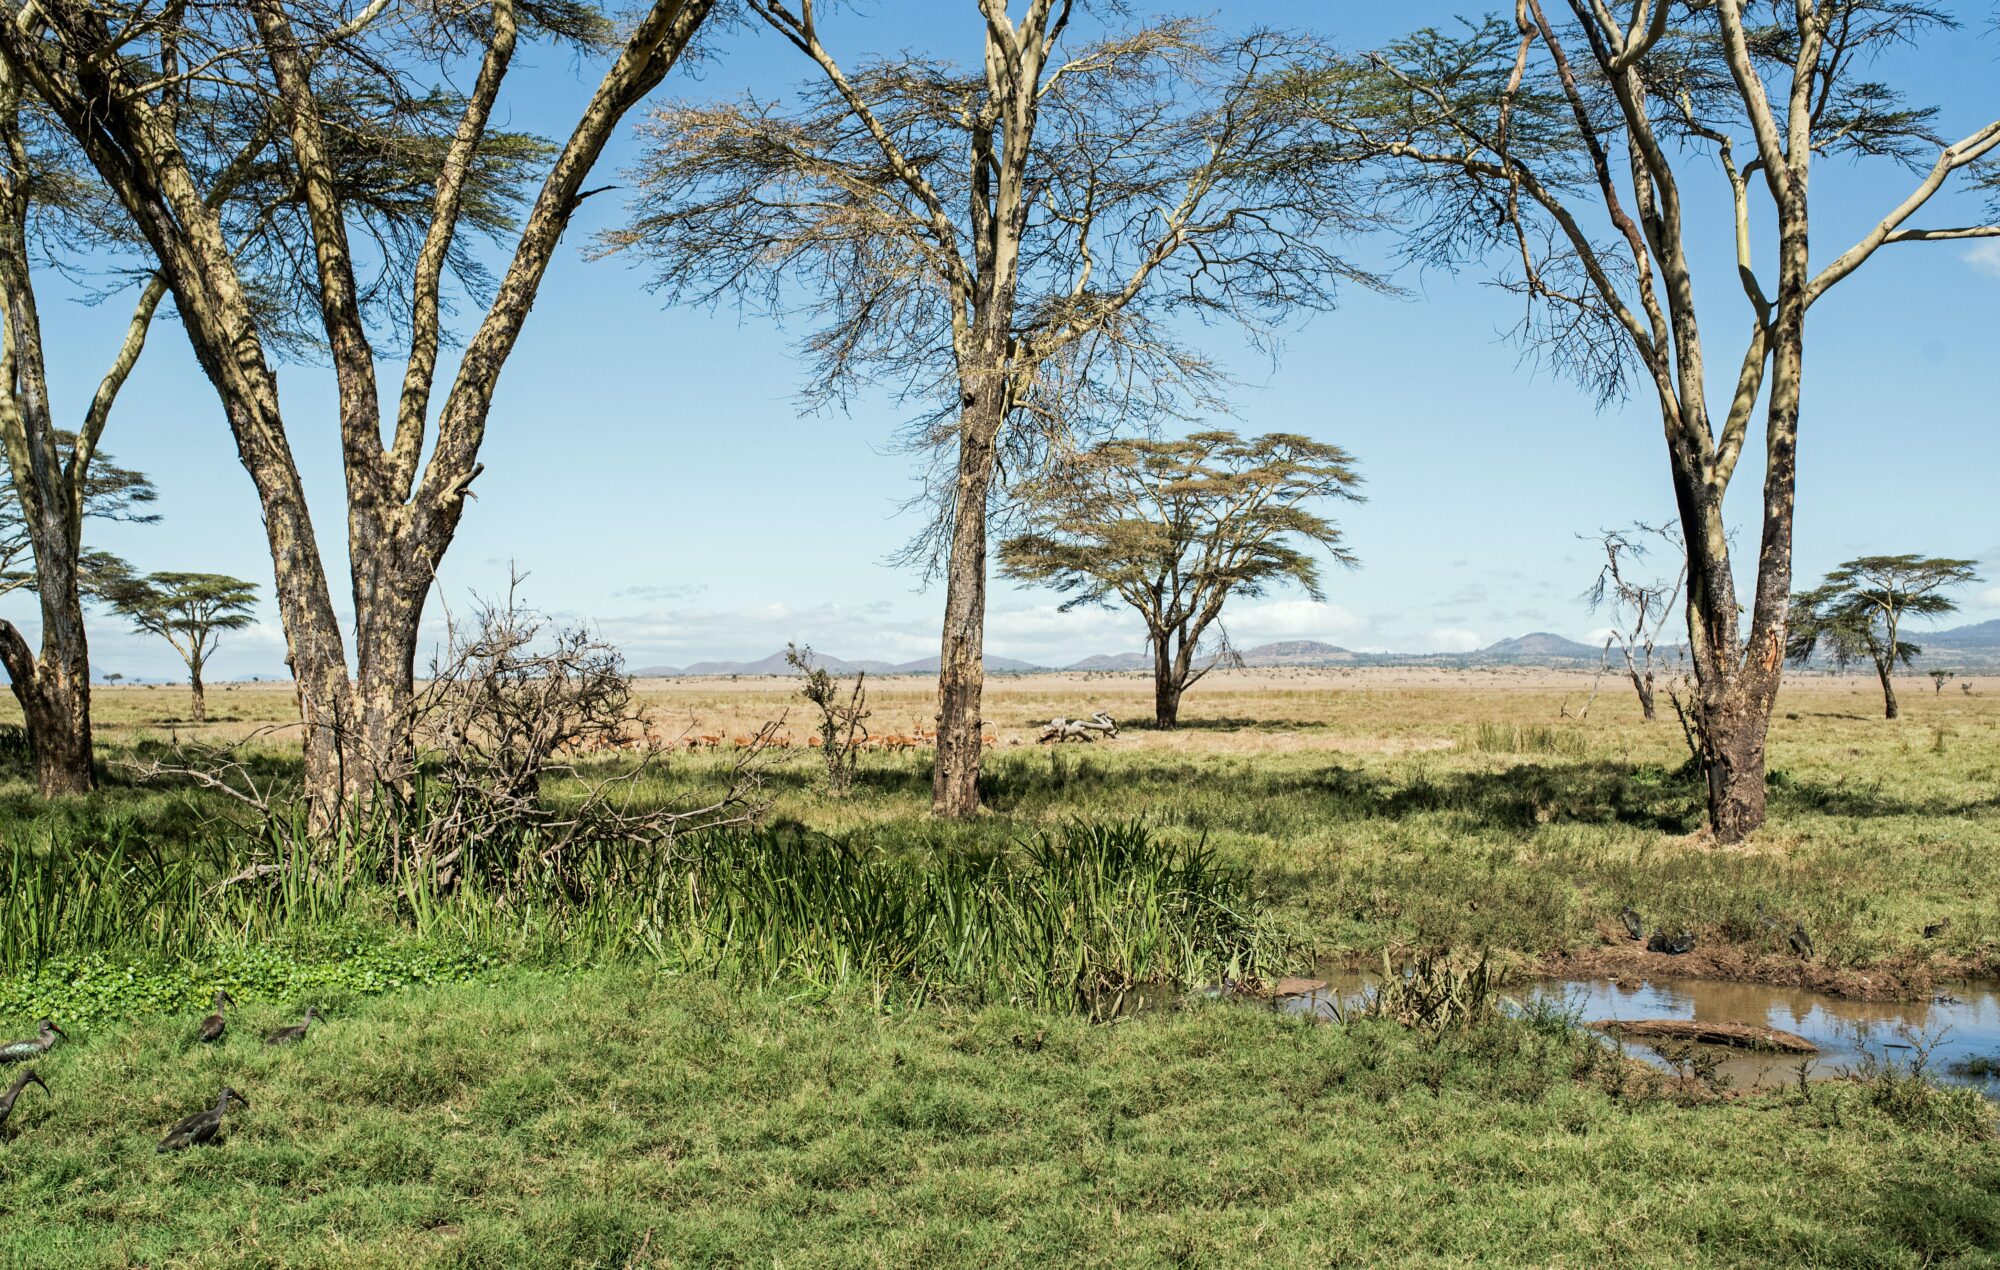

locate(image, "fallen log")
(1590, 1018), (1817, 1054)
(1036, 711), (1119, 743)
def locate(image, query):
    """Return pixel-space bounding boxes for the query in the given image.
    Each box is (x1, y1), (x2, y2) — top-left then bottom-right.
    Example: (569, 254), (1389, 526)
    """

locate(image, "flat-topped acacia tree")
(103, 572), (259, 724)
(999, 431), (1362, 730)
(1323, 1), (2000, 840)
(603, 1), (1380, 816)
(0, 0), (719, 825)
(1788, 555), (1981, 719)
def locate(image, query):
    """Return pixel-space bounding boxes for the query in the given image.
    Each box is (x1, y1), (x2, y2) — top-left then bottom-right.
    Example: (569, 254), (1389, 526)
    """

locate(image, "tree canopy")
(1787, 554), (1982, 718)
(999, 429), (1361, 726)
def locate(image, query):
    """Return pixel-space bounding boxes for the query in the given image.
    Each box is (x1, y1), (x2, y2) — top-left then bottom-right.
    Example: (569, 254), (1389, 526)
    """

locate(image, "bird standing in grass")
(158, 1087), (248, 1152)
(0, 1020), (64, 1063)
(196, 991), (234, 1044)
(1789, 923), (1815, 959)
(264, 1007), (319, 1046)
(1621, 906), (1644, 941)
(1924, 919), (1952, 940)
(0, 1069), (46, 1134)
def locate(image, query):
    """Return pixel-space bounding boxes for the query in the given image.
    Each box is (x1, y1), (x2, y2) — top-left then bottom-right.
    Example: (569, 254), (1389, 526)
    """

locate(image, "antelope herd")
(578, 720), (1004, 755)
(577, 710), (1124, 756)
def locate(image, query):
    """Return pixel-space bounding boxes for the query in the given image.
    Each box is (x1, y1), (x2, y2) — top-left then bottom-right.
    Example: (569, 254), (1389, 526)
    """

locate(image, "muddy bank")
(1538, 923), (1990, 1001)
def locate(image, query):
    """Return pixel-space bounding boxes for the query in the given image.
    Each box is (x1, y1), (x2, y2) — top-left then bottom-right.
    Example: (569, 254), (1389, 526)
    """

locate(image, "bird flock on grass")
(1617, 907), (1958, 965)
(0, 1000), (321, 1151)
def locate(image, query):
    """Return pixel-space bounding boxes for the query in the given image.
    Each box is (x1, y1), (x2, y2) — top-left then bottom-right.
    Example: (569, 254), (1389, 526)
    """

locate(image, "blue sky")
(7, 1), (1998, 681)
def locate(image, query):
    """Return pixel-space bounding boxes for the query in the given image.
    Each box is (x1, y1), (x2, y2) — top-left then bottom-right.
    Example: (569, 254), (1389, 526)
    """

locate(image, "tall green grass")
(0, 815), (1280, 1015)
(1466, 721), (1590, 757)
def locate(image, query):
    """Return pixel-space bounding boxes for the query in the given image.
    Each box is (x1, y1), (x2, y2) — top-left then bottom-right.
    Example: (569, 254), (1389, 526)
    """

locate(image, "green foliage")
(1789, 554), (1982, 673)
(0, 431), (157, 600)
(1000, 431), (1362, 718)
(1, 971), (1994, 1266)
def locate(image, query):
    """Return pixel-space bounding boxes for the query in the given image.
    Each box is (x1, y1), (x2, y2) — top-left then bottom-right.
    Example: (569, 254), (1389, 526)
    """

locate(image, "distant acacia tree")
(1788, 555), (1981, 719)
(103, 573), (259, 723)
(1325, 2), (2000, 840)
(1000, 431), (1361, 729)
(603, 3), (1381, 816)
(1581, 522), (1686, 721)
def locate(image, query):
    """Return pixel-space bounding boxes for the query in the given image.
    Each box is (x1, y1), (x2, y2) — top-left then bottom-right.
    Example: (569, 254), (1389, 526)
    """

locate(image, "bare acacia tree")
(0, 0), (720, 826)
(601, 2), (1381, 816)
(1582, 521), (1686, 720)
(1331, 2), (2000, 840)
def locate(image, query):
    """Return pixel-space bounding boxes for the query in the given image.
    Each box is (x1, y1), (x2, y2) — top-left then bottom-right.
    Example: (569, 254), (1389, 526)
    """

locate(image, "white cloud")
(1975, 585), (2000, 609)
(1970, 241), (2000, 279)
(1220, 599), (1370, 644)
(1427, 627), (1484, 653)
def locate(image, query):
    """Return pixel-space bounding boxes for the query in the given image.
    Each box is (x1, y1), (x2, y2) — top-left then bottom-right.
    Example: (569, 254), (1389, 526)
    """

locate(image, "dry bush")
(394, 587), (773, 883)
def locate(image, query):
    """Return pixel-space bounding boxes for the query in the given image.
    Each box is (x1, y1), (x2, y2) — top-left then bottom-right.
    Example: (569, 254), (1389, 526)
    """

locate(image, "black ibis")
(0, 1069), (46, 1134)
(264, 1007), (319, 1046)
(0, 1020), (64, 1064)
(1620, 906), (1643, 941)
(1648, 931), (1695, 955)
(1788, 923), (1815, 959)
(197, 991), (234, 1044)
(158, 1087), (248, 1152)
(1923, 919), (1951, 940)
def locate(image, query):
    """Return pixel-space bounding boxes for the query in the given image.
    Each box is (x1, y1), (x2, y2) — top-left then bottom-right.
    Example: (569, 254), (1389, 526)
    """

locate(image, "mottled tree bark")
(1152, 642), (1184, 730)
(931, 391), (1003, 818)
(0, 0), (714, 826)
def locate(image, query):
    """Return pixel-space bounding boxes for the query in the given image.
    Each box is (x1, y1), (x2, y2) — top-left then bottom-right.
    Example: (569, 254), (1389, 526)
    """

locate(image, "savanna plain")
(1, 668), (1997, 1267)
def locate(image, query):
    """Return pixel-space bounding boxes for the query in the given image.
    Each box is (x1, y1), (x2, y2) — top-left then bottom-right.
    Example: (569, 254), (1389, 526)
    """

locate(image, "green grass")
(2, 969), (1994, 1268)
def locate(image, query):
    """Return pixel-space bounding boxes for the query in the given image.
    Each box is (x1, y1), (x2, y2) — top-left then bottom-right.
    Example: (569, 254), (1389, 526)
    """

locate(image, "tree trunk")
(1876, 661), (1898, 720)
(189, 670), (206, 724)
(1699, 687), (1769, 843)
(352, 565), (427, 789)
(1152, 640), (1176, 732)
(1636, 669), (1657, 722)
(931, 396), (1003, 820)
(0, 618), (92, 795)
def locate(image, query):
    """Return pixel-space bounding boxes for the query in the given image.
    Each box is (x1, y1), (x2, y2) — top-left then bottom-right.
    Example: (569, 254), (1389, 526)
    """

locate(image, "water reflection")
(1278, 973), (2000, 1092)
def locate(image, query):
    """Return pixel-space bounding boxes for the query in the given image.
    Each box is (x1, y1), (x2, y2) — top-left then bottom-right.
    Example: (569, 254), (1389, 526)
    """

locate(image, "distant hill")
(1906, 619), (2000, 670)
(631, 650), (1041, 677)
(1469, 632), (1606, 664)
(1067, 651), (1152, 672)
(1915, 619), (2000, 650)
(884, 653), (1044, 675)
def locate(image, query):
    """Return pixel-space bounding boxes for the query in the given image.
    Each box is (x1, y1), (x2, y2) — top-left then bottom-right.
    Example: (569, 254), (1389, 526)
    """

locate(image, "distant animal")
(197, 990), (234, 1044)
(1923, 919), (1952, 940)
(1647, 931), (1695, 955)
(0, 1020), (64, 1064)
(263, 1007), (319, 1047)
(1788, 923), (1814, 960)
(158, 1086), (248, 1153)
(0, 1069), (46, 1134)
(1620, 906), (1643, 941)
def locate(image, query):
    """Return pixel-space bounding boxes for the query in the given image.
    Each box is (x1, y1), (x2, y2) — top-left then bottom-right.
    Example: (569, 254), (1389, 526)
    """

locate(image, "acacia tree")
(0, 0), (720, 823)
(103, 572), (258, 723)
(0, 431), (153, 789)
(0, 46), (528, 799)
(604, 2), (1379, 816)
(1581, 521), (1686, 720)
(1328, 2), (2000, 840)
(1000, 430), (1360, 728)
(1787, 554), (1980, 719)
